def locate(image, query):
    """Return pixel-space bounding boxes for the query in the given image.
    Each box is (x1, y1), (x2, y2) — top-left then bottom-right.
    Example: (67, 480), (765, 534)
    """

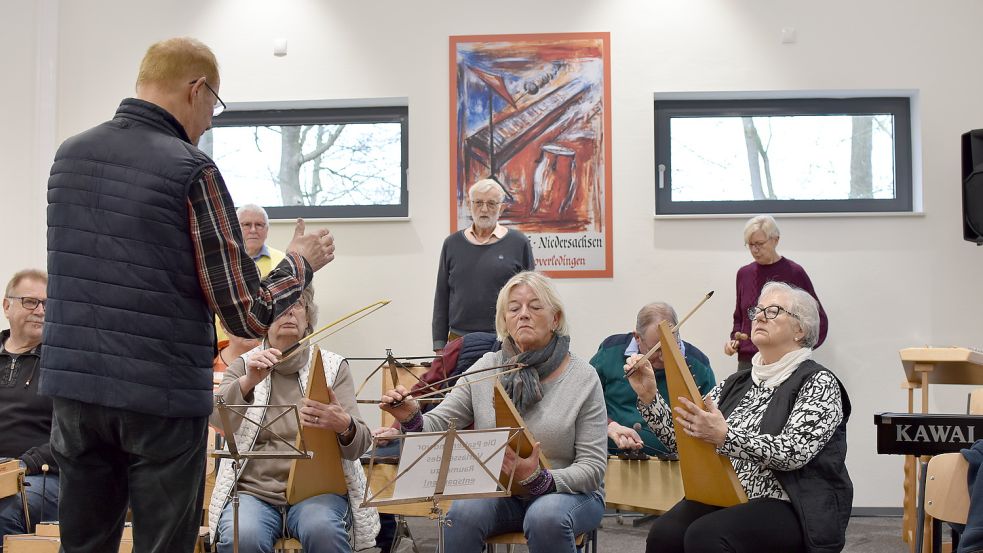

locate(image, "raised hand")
(239, 347), (282, 394)
(286, 218), (336, 272)
(624, 353), (658, 405)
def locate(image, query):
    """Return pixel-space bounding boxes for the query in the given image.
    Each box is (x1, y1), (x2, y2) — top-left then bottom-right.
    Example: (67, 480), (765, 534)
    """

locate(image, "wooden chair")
(920, 452), (970, 553)
(274, 537), (303, 552)
(484, 528), (596, 552)
(969, 388), (983, 415)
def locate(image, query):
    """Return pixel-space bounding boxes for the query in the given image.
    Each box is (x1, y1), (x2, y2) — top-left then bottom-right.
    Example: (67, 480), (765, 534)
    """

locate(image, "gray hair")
(759, 281), (820, 348)
(468, 179), (506, 202)
(236, 204), (270, 224)
(5, 268), (47, 297)
(495, 271), (569, 340)
(743, 215), (780, 244)
(635, 302), (678, 334)
(299, 285), (318, 336)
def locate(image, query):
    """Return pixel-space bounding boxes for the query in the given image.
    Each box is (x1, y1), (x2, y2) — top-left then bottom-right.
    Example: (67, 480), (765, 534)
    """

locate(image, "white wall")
(4, 0), (983, 508)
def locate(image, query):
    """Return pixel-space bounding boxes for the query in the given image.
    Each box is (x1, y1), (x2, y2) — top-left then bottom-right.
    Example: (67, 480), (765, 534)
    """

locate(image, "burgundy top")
(731, 257), (828, 362)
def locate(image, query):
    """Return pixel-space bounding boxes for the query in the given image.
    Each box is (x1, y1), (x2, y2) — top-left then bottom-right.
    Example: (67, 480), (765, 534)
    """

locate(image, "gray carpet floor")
(379, 513), (916, 552)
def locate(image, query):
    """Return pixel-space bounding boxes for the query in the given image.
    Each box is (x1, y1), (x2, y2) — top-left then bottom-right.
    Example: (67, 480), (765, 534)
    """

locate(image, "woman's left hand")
(300, 386), (352, 434)
(502, 441), (542, 483)
(673, 397), (728, 447)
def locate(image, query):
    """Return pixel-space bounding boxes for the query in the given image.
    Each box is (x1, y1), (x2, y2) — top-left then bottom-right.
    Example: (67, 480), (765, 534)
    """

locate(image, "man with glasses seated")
(590, 302), (715, 455)
(0, 269), (59, 545)
(432, 178), (534, 353)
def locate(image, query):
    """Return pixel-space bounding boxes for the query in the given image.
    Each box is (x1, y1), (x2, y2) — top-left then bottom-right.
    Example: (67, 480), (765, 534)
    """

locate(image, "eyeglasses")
(240, 222), (268, 230)
(747, 304), (799, 321)
(189, 79), (226, 117)
(746, 239), (772, 250)
(6, 296), (46, 310)
(471, 200), (501, 210)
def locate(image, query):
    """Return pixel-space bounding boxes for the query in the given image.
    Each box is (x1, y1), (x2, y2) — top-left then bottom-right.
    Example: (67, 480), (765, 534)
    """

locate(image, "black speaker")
(962, 129), (983, 244)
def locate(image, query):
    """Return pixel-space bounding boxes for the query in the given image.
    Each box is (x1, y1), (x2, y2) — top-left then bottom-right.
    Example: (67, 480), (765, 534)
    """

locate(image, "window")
(654, 96), (913, 215)
(201, 105), (408, 219)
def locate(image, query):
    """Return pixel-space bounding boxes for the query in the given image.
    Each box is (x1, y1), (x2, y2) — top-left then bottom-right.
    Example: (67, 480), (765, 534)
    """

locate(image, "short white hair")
(468, 179), (506, 202)
(743, 215), (780, 244)
(236, 204), (269, 223)
(759, 281), (820, 348)
(494, 271), (569, 340)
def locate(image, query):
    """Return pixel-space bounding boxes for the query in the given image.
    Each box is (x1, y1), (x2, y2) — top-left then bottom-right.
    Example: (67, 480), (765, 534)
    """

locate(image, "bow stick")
(359, 363), (526, 406)
(274, 299), (390, 368)
(624, 290), (714, 378)
(388, 361), (525, 406)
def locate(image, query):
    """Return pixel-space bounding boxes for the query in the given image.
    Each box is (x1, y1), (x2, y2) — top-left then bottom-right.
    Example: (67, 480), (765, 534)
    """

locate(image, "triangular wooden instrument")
(657, 320), (747, 507)
(286, 348), (347, 504)
(493, 380), (551, 494)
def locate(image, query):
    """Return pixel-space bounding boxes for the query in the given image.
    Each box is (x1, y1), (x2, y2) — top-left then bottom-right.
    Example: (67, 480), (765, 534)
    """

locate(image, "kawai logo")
(895, 424), (976, 443)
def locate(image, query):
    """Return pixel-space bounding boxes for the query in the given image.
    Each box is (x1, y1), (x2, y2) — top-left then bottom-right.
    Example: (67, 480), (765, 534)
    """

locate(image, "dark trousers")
(646, 498), (804, 553)
(50, 398), (207, 553)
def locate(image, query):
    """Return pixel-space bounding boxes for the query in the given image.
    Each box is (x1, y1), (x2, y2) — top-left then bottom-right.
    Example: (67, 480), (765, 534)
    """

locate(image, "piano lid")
(900, 347), (983, 385)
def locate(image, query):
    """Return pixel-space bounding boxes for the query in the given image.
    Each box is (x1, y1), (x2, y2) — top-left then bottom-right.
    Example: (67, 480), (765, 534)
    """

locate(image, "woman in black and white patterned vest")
(628, 281), (852, 553)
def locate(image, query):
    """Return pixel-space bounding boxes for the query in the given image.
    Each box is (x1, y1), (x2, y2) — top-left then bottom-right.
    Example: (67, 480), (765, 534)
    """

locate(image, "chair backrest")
(969, 388), (983, 414)
(925, 452), (970, 524)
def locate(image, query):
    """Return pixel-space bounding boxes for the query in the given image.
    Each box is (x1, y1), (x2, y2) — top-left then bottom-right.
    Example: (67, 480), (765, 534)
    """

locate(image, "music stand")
(362, 420), (525, 553)
(212, 397), (313, 553)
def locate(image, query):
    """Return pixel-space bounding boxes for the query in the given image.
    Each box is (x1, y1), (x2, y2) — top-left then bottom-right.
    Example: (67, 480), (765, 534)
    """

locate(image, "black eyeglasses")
(6, 296), (46, 310)
(747, 305), (799, 321)
(190, 79), (226, 116)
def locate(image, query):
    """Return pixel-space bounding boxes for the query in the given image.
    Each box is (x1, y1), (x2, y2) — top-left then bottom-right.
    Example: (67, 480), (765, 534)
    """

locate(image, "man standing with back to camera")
(41, 37), (336, 553)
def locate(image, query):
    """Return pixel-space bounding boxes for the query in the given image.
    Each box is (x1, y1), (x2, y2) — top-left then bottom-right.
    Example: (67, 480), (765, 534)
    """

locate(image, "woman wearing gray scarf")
(382, 271), (607, 553)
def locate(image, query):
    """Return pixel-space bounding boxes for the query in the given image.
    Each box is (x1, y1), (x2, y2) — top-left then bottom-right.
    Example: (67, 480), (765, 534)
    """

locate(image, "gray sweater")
(422, 350), (607, 494)
(431, 229), (535, 349)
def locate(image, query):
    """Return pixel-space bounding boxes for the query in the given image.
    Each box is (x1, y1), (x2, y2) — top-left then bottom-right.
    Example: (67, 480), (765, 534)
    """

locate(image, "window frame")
(653, 96), (913, 215)
(210, 105), (409, 219)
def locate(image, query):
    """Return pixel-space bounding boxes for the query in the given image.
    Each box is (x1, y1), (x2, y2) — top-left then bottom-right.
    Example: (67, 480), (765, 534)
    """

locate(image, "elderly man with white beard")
(432, 179), (535, 352)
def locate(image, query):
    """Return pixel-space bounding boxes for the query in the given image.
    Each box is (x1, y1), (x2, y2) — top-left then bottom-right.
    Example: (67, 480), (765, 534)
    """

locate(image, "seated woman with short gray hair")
(629, 281), (852, 553)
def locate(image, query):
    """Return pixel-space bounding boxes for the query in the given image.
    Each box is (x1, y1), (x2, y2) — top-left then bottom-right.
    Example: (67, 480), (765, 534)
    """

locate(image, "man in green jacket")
(590, 302), (716, 455)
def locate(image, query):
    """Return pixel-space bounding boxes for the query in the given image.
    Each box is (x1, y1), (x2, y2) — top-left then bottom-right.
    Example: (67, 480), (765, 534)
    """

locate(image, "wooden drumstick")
(734, 332), (749, 341)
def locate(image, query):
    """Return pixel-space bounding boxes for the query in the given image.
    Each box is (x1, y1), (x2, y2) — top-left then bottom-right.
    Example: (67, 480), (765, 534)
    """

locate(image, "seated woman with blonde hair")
(381, 271), (607, 553)
(629, 281), (851, 553)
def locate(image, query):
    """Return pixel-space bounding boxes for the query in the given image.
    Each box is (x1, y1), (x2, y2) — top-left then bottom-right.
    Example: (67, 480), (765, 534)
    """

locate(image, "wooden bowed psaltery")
(493, 380), (551, 495)
(657, 320), (747, 507)
(285, 348), (346, 504)
(624, 291), (713, 378)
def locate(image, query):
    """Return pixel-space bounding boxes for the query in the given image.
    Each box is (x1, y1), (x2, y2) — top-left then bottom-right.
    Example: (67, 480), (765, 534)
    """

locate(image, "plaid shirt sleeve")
(187, 166), (312, 338)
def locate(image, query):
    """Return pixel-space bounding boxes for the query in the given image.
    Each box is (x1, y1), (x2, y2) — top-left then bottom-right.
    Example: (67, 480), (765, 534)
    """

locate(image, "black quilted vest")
(41, 98), (216, 418)
(717, 360), (853, 553)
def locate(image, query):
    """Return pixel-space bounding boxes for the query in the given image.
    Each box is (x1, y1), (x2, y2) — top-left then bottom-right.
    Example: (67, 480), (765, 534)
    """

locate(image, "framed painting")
(449, 32), (613, 278)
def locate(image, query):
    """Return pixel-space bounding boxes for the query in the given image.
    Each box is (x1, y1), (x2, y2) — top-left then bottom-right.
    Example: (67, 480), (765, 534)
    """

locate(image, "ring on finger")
(313, 416), (319, 424)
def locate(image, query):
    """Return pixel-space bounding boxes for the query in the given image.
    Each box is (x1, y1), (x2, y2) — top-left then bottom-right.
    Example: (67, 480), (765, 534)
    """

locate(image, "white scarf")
(751, 347), (813, 389)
